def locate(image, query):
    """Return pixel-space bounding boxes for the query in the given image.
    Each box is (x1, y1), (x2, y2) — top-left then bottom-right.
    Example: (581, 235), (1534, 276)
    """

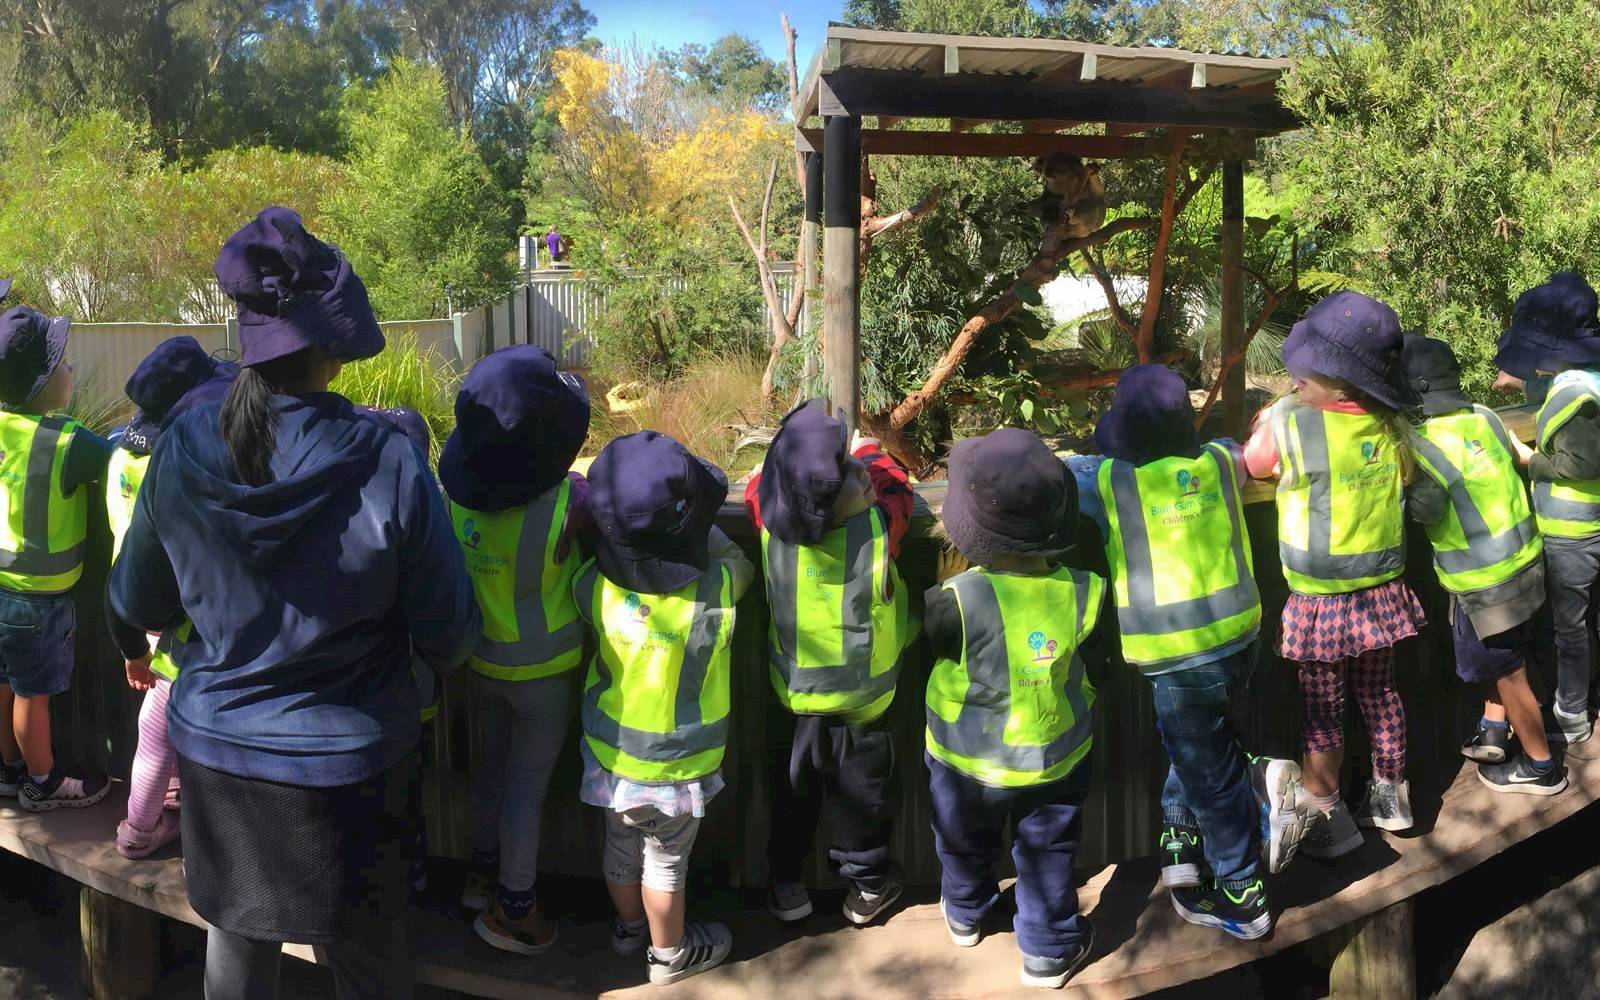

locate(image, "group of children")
(0, 262), (1596, 992)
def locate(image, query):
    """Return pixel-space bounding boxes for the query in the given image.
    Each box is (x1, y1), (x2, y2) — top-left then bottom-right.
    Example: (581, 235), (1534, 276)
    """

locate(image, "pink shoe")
(164, 775), (181, 812)
(116, 811), (181, 859)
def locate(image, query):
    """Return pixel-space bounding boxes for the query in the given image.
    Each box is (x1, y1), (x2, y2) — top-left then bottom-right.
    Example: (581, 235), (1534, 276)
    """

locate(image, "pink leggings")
(1297, 647), (1407, 784)
(126, 678), (178, 833)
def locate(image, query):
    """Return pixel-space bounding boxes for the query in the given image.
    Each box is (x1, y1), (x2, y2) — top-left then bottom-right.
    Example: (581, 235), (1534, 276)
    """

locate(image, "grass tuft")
(332, 333), (462, 461)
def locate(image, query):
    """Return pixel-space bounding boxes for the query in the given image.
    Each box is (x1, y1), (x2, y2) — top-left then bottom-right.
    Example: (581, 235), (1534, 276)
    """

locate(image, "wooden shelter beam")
(1219, 156), (1246, 437)
(822, 115), (862, 435)
(817, 67), (1300, 132)
(800, 127), (1179, 159)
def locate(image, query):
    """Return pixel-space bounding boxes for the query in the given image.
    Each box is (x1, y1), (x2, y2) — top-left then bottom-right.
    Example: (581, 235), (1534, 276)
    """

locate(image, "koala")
(1031, 154), (1107, 253)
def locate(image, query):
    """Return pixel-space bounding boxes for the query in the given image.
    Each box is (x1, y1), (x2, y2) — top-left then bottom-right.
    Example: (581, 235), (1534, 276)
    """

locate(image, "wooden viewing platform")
(10, 731), (1600, 999)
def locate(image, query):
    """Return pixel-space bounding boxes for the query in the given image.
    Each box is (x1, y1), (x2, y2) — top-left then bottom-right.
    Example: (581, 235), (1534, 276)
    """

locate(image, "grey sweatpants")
(1546, 534), (1600, 716)
(204, 920), (412, 1000)
(469, 670), (578, 893)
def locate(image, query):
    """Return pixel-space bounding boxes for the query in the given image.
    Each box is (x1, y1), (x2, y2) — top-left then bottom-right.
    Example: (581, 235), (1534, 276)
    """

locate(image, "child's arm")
(61, 427), (114, 495)
(709, 525), (756, 602)
(856, 435), (914, 559)
(1242, 406), (1280, 480)
(742, 471), (765, 533)
(1530, 411), (1600, 482)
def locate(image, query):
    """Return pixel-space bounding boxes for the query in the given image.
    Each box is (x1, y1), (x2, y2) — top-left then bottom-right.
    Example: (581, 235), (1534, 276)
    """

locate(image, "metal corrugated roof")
(796, 26), (1294, 131)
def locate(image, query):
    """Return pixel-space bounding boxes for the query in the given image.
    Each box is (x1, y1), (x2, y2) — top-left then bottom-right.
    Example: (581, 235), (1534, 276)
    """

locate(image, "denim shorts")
(0, 588), (76, 697)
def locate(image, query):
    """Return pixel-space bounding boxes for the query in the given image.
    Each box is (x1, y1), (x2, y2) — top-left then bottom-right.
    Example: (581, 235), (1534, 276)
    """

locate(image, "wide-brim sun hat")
(0, 306), (70, 412)
(942, 428), (1075, 561)
(213, 206), (385, 368)
(1092, 363), (1199, 464)
(1400, 333), (1473, 418)
(1281, 291), (1410, 411)
(1493, 272), (1600, 381)
(757, 398), (850, 546)
(589, 430), (729, 595)
(438, 345), (591, 510)
(122, 336), (227, 449)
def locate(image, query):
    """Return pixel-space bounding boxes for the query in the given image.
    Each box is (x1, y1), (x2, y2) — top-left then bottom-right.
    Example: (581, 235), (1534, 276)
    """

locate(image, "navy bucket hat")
(1282, 291), (1409, 411)
(122, 336), (227, 450)
(213, 206), (384, 368)
(589, 431), (729, 595)
(758, 398), (850, 545)
(942, 428), (1075, 561)
(0, 278), (11, 304)
(1093, 364), (1199, 464)
(1400, 334), (1473, 418)
(0, 306), (70, 412)
(1493, 272), (1600, 381)
(438, 345), (591, 511)
(357, 405), (432, 455)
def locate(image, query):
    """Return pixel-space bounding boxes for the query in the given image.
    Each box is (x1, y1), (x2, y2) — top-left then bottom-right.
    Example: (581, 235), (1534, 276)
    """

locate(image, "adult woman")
(107, 207), (480, 1000)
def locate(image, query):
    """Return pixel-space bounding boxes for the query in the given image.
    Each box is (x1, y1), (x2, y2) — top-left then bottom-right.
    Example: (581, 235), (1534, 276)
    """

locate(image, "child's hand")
(125, 656), (154, 692)
(936, 548), (969, 582)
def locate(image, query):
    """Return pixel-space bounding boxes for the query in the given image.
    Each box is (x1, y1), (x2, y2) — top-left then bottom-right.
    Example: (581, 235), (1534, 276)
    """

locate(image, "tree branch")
(781, 12), (804, 191)
(1080, 248), (1138, 337)
(729, 161), (795, 401)
(1133, 136), (1189, 362)
(863, 187), (941, 241)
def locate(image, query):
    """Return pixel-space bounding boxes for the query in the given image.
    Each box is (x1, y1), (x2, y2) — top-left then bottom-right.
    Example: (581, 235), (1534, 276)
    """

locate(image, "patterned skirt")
(1278, 578), (1427, 663)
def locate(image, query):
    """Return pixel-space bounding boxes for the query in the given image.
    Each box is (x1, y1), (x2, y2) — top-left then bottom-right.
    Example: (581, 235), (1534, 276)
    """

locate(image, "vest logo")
(1176, 469), (1202, 497)
(461, 517), (482, 549)
(1360, 440), (1379, 466)
(1026, 630), (1059, 663)
(118, 472), (134, 499)
(623, 592), (653, 621)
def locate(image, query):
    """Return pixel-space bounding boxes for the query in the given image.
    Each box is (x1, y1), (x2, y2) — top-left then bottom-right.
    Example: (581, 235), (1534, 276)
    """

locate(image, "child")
(1492, 272), (1600, 746)
(1400, 334), (1564, 793)
(438, 346), (591, 954)
(109, 336), (233, 856)
(0, 303), (113, 810)
(924, 428), (1102, 990)
(1244, 292), (1424, 851)
(1086, 364), (1314, 941)
(357, 404), (443, 891)
(744, 399), (915, 925)
(577, 430), (752, 986)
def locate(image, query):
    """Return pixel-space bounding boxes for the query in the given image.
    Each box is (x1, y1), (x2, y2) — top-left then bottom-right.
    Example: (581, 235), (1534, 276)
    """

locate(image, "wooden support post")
(1328, 899), (1417, 1000)
(80, 886), (159, 1000)
(823, 114), (862, 434)
(1219, 156), (1246, 438)
(801, 150), (822, 382)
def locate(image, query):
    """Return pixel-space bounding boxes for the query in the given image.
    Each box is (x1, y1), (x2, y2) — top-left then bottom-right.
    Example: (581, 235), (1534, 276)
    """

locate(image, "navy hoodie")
(108, 393), (480, 787)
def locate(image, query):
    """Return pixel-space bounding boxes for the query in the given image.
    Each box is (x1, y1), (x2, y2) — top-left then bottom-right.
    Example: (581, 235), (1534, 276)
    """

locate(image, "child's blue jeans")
(1147, 643), (1261, 891)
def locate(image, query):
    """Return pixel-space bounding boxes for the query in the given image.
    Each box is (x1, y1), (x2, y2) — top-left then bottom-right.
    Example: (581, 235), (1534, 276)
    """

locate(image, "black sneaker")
(19, 769), (109, 812)
(1461, 721), (1510, 764)
(1158, 824), (1204, 888)
(1170, 879), (1272, 941)
(843, 864), (904, 926)
(1019, 917), (1094, 989)
(1479, 755), (1569, 796)
(0, 759), (23, 797)
(766, 881), (813, 922)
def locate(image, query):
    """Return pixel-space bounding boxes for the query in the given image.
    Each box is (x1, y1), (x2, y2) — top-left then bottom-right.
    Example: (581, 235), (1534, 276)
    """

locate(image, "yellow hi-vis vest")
(1412, 406), (1542, 594)
(760, 507), (910, 723)
(451, 478), (584, 681)
(106, 447), (186, 681)
(0, 412), (88, 593)
(1533, 370), (1600, 539)
(576, 561), (736, 783)
(925, 566), (1104, 788)
(1271, 402), (1405, 596)
(1097, 442), (1261, 670)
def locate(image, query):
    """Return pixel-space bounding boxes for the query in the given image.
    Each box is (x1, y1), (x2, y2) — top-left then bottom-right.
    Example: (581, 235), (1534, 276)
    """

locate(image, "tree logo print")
(1361, 440), (1379, 465)
(462, 517), (481, 549)
(1176, 469), (1201, 496)
(1027, 630), (1059, 662)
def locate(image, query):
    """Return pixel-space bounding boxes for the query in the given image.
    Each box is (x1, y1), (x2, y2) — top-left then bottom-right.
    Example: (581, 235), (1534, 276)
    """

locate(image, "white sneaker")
(646, 921), (732, 986)
(1249, 756), (1313, 873)
(1549, 707), (1592, 745)
(19, 770), (110, 812)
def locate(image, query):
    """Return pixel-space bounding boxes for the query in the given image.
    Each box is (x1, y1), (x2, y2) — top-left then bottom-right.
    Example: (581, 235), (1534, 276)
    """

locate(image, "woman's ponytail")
(221, 367), (278, 487)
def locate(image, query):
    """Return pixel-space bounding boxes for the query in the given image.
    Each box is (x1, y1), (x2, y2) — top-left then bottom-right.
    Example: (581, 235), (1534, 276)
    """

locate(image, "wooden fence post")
(80, 886), (160, 1000)
(1327, 898), (1416, 1000)
(822, 114), (862, 434)
(801, 149), (823, 383)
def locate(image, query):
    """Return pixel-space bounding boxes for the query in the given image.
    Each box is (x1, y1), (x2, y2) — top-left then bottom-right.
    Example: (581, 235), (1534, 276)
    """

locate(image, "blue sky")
(582, 0), (844, 65)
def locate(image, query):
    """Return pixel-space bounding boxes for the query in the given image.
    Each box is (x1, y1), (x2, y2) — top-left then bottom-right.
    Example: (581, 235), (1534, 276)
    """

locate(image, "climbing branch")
(729, 160), (795, 401)
(1080, 248), (1138, 337)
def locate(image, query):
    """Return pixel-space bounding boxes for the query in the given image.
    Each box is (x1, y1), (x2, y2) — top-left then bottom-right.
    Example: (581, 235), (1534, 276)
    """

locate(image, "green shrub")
(331, 333), (461, 460)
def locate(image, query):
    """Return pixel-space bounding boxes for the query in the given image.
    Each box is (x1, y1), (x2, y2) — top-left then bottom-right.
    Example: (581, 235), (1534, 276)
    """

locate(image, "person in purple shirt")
(546, 224), (563, 265)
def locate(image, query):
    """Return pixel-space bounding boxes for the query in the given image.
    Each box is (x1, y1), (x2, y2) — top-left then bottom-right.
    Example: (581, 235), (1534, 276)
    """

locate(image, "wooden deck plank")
(3, 738), (1598, 999)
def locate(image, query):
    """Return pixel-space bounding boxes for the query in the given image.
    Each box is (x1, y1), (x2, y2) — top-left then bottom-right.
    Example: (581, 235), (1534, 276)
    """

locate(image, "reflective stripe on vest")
(452, 480), (584, 680)
(0, 413), (87, 593)
(1412, 407), (1542, 593)
(1098, 442), (1261, 668)
(761, 506), (908, 719)
(1272, 404), (1405, 595)
(1534, 375), (1600, 538)
(578, 562), (735, 783)
(924, 567), (1103, 788)
(105, 447), (185, 680)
